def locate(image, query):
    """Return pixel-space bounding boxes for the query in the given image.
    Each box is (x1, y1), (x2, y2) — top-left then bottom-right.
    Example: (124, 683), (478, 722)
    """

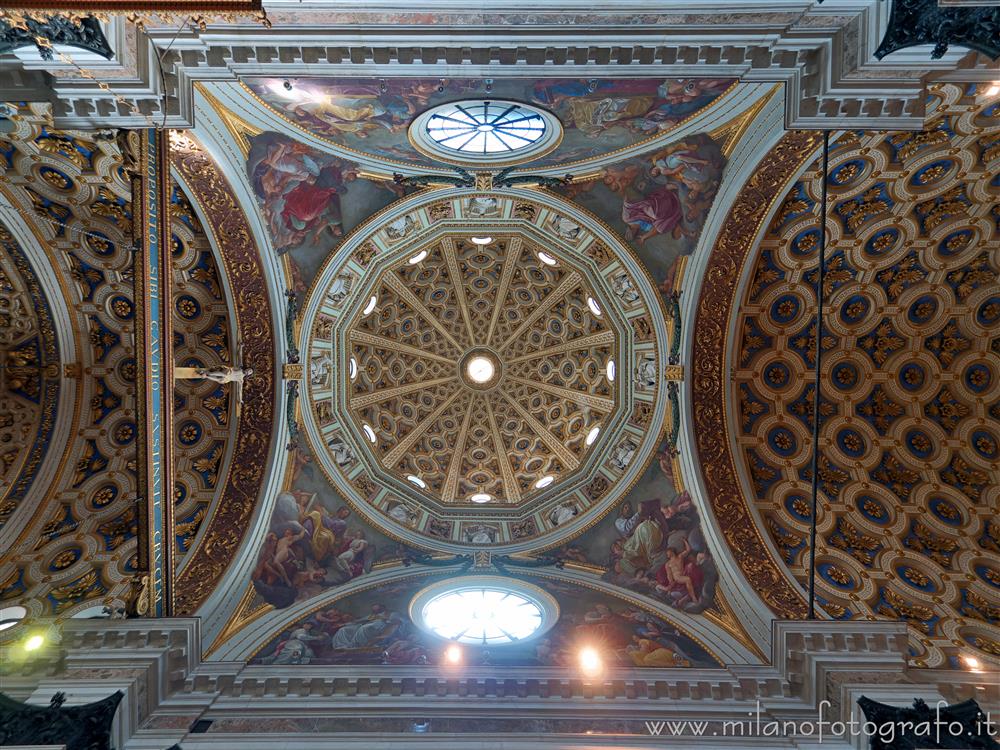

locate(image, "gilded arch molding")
(690, 130), (822, 621)
(170, 134), (277, 616)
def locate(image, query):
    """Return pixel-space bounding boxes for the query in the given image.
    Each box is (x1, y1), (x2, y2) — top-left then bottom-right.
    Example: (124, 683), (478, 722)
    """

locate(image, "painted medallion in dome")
(300, 189), (668, 553)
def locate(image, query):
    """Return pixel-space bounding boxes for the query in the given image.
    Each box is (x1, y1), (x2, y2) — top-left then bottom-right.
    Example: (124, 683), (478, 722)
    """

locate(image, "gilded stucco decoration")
(0, 105), (139, 616)
(0, 224), (59, 518)
(171, 133), (277, 616)
(301, 190), (669, 554)
(170, 183), (238, 564)
(725, 84), (999, 667)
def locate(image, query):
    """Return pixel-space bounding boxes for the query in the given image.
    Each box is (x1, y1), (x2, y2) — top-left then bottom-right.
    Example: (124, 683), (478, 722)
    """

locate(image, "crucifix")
(174, 342), (253, 413)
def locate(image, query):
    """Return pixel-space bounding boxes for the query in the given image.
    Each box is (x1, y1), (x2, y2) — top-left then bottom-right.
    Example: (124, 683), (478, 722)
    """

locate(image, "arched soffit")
(218, 565), (762, 668)
(0, 219), (62, 531)
(169, 183), (241, 568)
(696, 83), (1000, 668)
(237, 77), (745, 173)
(170, 133), (279, 616)
(0, 105), (140, 617)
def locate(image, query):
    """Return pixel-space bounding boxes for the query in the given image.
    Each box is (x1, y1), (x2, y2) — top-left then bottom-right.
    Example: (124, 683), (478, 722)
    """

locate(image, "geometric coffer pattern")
(170, 183), (236, 565)
(0, 105), (140, 616)
(733, 83), (999, 668)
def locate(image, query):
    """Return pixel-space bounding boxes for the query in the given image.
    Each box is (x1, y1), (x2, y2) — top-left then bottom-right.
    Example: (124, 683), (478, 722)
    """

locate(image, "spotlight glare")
(986, 82), (1000, 97)
(579, 646), (603, 676)
(962, 655), (982, 670)
(445, 644), (463, 664)
(24, 634), (44, 652)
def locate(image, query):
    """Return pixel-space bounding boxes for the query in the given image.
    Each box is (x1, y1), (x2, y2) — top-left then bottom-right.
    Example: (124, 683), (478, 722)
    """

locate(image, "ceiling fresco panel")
(243, 77), (737, 169)
(249, 571), (723, 669)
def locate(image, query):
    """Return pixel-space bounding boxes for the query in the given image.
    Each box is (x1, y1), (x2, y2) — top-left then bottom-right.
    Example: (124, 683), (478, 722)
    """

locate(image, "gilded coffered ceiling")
(716, 83), (1000, 669)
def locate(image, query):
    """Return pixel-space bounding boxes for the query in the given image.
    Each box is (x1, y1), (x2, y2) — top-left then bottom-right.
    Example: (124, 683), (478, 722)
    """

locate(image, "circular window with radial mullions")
(409, 100), (562, 166)
(410, 576), (558, 646)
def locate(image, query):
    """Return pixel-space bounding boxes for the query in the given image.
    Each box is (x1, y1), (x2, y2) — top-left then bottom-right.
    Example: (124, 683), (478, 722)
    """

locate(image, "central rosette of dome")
(301, 191), (667, 552)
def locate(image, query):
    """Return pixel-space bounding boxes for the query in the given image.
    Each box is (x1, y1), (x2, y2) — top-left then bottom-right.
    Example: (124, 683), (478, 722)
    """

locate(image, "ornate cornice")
(690, 130), (821, 621)
(2, 2), (994, 131)
(170, 135), (276, 616)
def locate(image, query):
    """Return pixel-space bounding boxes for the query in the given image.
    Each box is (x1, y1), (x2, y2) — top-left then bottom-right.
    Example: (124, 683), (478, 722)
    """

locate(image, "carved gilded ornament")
(170, 134), (276, 616)
(718, 84), (1000, 667)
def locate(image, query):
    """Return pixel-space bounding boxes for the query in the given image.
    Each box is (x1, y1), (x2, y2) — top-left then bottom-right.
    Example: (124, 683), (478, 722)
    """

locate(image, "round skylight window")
(410, 99), (562, 166)
(410, 577), (558, 646)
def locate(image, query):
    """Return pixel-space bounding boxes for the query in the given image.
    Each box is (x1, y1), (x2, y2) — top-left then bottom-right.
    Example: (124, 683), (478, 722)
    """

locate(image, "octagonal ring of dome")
(300, 188), (668, 554)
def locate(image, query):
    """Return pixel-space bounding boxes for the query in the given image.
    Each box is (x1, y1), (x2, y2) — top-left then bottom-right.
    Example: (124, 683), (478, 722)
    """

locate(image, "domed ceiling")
(230, 75), (744, 658)
(303, 190), (668, 552)
(696, 83), (999, 669)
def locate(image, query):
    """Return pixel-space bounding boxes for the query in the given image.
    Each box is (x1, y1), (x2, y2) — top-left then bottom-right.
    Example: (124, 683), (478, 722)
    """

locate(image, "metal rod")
(807, 130), (830, 620)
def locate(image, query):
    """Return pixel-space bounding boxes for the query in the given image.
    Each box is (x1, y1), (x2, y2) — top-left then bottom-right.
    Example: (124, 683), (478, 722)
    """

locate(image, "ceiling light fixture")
(585, 426), (601, 446)
(445, 645), (463, 664)
(534, 475), (554, 489)
(23, 634), (44, 652)
(986, 82), (1000, 97)
(470, 236), (492, 245)
(408, 250), (428, 264)
(363, 424), (377, 443)
(349, 357), (358, 380)
(537, 251), (557, 266)
(268, 79), (297, 99)
(962, 655), (982, 670)
(587, 297), (602, 316)
(362, 295), (378, 316)
(605, 360), (616, 382)
(407, 475), (427, 489)
(470, 493), (491, 504)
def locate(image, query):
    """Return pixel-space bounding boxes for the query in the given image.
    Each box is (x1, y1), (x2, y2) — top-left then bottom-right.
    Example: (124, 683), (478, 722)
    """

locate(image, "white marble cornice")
(0, 0), (989, 131)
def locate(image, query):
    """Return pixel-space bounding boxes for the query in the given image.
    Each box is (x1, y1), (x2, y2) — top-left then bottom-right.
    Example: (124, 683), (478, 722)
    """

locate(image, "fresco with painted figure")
(245, 77), (735, 168)
(251, 576), (721, 667)
(246, 131), (401, 279)
(555, 132), (726, 285)
(553, 439), (718, 615)
(250, 443), (406, 609)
